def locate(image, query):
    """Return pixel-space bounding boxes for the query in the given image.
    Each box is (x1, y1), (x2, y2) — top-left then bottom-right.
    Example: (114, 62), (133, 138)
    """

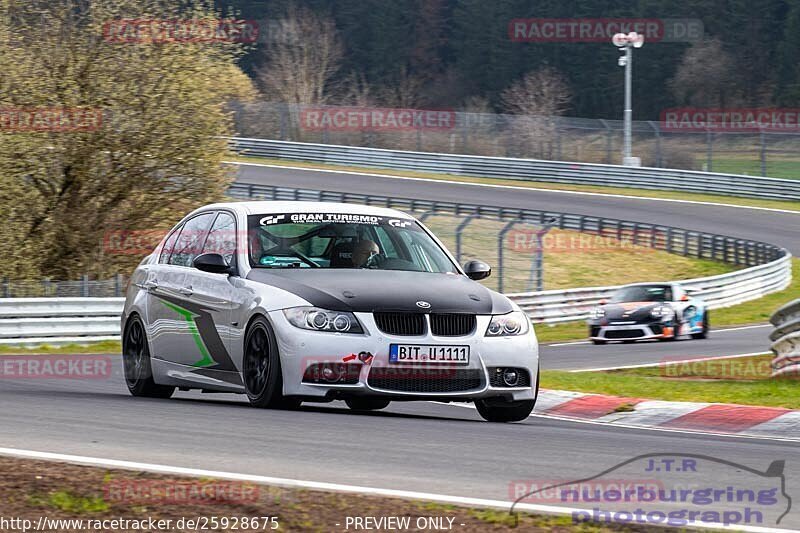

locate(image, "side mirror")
(463, 260), (491, 281)
(598, 299), (608, 305)
(680, 294), (690, 302)
(193, 253), (234, 275)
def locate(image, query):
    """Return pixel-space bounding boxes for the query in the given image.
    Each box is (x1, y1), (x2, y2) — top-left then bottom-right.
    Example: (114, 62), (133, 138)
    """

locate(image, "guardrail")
(0, 183), (790, 345)
(0, 298), (122, 346)
(229, 137), (800, 202)
(770, 299), (800, 378)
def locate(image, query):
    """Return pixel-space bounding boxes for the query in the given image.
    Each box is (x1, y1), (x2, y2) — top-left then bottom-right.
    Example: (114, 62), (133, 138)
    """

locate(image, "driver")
(351, 239), (379, 267)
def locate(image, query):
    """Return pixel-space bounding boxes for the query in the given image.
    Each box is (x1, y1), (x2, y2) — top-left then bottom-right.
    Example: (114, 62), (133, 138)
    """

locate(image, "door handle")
(179, 285), (193, 296)
(142, 280), (159, 291)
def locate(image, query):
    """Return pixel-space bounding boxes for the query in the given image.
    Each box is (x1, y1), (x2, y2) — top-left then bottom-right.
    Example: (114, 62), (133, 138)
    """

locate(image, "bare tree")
(670, 39), (738, 107)
(256, 5), (343, 105)
(500, 66), (571, 117)
(376, 66), (426, 108)
(499, 67), (571, 158)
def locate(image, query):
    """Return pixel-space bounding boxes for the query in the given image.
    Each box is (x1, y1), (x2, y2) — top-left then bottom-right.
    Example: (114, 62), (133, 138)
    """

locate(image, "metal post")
(455, 215), (478, 264)
(534, 231), (545, 292)
(760, 131), (767, 177)
(279, 104), (288, 140)
(82, 274), (89, 297)
(599, 119), (612, 163)
(497, 221), (517, 293)
(649, 120), (662, 167)
(623, 44), (633, 164)
(706, 129), (713, 172)
(115, 273), (123, 297)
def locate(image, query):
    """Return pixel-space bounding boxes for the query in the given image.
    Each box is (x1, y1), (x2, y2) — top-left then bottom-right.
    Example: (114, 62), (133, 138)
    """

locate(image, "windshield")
(247, 212), (459, 274)
(610, 285), (672, 303)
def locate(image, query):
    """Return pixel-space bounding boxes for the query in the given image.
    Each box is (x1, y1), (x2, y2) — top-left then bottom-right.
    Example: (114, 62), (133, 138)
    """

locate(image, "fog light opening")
(321, 364), (342, 383)
(502, 368), (520, 387)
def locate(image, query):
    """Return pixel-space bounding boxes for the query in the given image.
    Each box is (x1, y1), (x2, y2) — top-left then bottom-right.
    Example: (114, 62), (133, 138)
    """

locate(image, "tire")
(345, 398), (391, 411)
(475, 397), (535, 423)
(243, 316), (300, 409)
(591, 339), (607, 345)
(691, 311), (709, 340)
(122, 315), (175, 399)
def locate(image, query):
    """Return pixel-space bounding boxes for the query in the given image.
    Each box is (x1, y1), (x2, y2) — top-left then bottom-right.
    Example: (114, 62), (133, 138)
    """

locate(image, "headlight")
(283, 307), (364, 334)
(486, 311), (529, 337)
(650, 305), (675, 321)
(590, 306), (606, 320)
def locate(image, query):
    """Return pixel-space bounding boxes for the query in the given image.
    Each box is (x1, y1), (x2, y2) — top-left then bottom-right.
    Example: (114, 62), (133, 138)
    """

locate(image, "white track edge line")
(0, 447), (791, 533)
(545, 324), (769, 348)
(568, 351), (769, 372)
(228, 160), (800, 216)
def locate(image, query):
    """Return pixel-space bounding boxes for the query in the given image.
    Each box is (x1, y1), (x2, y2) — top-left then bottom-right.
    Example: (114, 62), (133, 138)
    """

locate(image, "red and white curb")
(535, 389), (800, 440)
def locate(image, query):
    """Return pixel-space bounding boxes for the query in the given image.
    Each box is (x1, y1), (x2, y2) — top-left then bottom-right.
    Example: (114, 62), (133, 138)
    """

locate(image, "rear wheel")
(122, 315), (175, 399)
(243, 317), (300, 409)
(692, 311), (709, 340)
(475, 398), (535, 423)
(345, 398), (391, 411)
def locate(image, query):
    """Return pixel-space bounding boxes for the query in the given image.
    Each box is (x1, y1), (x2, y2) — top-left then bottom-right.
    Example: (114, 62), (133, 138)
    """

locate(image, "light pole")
(612, 32), (644, 166)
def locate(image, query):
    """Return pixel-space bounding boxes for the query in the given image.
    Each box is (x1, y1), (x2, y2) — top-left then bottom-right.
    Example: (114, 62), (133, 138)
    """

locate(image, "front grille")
(430, 313), (476, 336)
(488, 367), (531, 388)
(374, 313), (425, 336)
(605, 329), (646, 339)
(367, 367), (483, 393)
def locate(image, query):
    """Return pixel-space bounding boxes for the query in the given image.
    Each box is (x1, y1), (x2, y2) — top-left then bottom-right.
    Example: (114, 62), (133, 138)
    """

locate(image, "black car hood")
(246, 269), (513, 314)
(603, 301), (663, 321)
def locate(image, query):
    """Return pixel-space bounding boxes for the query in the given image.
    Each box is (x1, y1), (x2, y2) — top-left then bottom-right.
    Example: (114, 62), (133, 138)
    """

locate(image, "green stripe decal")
(161, 300), (216, 368)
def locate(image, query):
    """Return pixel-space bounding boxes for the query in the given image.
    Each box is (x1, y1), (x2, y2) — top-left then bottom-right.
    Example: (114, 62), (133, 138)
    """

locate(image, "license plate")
(389, 344), (469, 364)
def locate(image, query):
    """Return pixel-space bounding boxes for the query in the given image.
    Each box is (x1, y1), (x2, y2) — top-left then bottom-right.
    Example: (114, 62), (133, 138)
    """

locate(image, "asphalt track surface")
(1, 163), (798, 530)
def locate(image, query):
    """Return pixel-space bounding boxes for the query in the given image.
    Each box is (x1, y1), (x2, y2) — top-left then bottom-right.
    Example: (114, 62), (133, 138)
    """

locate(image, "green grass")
(711, 158), (800, 180)
(541, 355), (800, 409)
(233, 155), (800, 213)
(0, 340), (121, 355)
(28, 491), (109, 514)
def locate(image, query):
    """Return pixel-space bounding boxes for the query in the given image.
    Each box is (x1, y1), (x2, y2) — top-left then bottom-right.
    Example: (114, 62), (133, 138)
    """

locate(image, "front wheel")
(243, 317), (300, 409)
(122, 315), (175, 399)
(475, 398), (535, 423)
(691, 311), (709, 340)
(345, 398), (391, 411)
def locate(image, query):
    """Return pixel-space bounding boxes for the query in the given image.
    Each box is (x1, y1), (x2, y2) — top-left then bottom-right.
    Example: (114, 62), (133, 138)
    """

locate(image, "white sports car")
(121, 201), (540, 422)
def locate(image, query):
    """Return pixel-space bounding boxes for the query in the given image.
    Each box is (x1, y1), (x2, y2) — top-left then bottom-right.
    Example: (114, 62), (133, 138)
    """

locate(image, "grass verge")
(541, 354), (800, 409)
(232, 155), (800, 213)
(0, 341), (121, 356)
(1, 456), (671, 532)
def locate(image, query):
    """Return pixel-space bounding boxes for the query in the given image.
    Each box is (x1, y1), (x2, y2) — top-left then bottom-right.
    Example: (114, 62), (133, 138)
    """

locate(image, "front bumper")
(589, 321), (675, 341)
(269, 310), (539, 402)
